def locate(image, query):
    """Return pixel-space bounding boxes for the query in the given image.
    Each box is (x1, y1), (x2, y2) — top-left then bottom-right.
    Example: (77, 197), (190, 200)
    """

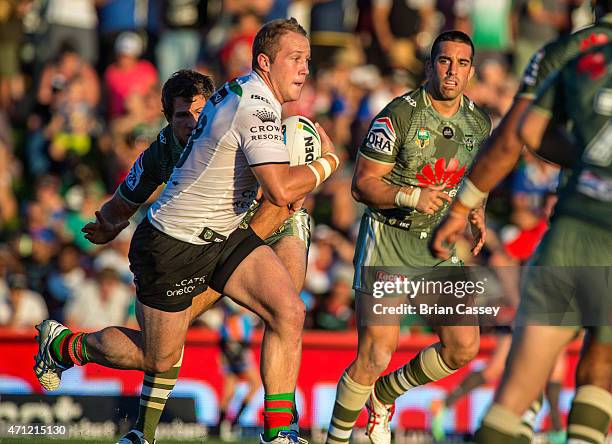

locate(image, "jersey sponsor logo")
(583, 120), (612, 166)
(125, 153), (144, 191)
(522, 49), (544, 87)
(577, 51), (607, 80)
(576, 169), (612, 202)
(366, 117), (396, 154)
(442, 126), (454, 139)
(579, 33), (609, 52)
(417, 127), (430, 148)
(159, 130), (167, 144)
(249, 122), (283, 141)
(251, 94), (271, 104)
(211, 87), (229, 105)
(594, 88), (612, 116)
(401, 94), (417, 107)
(166, 275), (207, 297)
(254, 109), (277, 123)
(416, 157), (466, 189)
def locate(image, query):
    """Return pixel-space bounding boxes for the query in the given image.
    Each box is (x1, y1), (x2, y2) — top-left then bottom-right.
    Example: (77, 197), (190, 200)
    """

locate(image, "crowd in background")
(0, 0), (587, 332)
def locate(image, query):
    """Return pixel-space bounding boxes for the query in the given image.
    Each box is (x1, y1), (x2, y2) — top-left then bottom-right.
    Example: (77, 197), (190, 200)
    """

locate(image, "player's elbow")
(518, 121), (537, 152)
(351, 177), (367, 203)
(263, 185), (291, 207)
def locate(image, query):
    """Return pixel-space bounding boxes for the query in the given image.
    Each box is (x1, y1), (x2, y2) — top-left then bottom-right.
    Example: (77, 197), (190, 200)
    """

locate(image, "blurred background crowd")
(0, 0), (589, 332)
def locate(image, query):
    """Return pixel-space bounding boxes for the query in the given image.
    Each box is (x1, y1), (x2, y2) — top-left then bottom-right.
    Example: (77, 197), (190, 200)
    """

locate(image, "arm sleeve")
(517, 38), (567, 99)
(118, 141), (165, 205)
(236, 104), (289, 167)
(531, 69), (564, 124)
(358, 98), (409, 165)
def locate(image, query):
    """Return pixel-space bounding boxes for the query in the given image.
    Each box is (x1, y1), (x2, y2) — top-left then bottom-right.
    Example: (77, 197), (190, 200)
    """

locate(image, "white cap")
(115, 32), (143, 57)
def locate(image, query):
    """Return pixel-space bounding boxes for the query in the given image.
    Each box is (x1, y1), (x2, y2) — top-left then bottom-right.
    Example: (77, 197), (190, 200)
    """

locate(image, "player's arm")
(248, 199), (293, 239)
(81, 193), (137, 244)
(352, 155), (451, 213)
(250, 123), (339, 207)
(82, 143), (164, 244)
(518, 71), (573, 157)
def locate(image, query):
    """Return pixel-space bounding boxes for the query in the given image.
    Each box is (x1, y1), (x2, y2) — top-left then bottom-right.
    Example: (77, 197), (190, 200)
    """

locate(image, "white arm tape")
(307, 163), (322, 187)
(394, 186), (421, 208)
(457, 178), (488, 209)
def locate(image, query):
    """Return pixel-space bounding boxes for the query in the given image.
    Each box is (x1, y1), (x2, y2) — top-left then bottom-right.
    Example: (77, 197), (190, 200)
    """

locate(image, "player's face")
(170, 95), (207, 146)
(429, 41), (474, 100)
(268, 32), (310, 103)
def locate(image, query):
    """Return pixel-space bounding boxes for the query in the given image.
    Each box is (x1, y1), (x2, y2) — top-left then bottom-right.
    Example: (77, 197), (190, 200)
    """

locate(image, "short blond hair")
(252, 18), (307, 71)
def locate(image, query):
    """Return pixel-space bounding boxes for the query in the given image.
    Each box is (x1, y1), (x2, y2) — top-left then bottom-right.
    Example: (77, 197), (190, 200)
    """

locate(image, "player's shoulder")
(380, 88), (422, 120)
(464, 94), (490, 123)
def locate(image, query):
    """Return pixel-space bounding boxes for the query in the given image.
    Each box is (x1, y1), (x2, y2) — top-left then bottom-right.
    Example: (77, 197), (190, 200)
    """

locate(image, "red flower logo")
(577, 52), (607, 80)
(416, 157), (465, 189)
(579, 33), (609, 52)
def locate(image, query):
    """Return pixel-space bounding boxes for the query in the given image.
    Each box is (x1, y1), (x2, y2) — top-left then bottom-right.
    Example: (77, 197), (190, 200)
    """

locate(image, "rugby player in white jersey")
(34, 18), (340, 444)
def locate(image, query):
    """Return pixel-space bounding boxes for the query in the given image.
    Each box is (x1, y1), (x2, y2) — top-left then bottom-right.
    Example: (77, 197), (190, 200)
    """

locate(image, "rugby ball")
(282, 115), (321, 166)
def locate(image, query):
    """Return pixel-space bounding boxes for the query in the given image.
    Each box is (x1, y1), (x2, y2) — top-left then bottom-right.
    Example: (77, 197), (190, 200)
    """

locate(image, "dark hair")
(430, 30), (475, 62)
(251, 18), (308, 71)
(594, 0), (612, 14)
(161, 69), (215, 119)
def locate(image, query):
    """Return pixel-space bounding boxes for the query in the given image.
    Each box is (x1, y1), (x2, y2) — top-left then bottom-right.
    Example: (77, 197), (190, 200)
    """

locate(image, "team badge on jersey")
(464, 135), (475, 151)
(125, 153), (144, 191)
(366, 117), (396, 154)
(417, 127), (430, 148)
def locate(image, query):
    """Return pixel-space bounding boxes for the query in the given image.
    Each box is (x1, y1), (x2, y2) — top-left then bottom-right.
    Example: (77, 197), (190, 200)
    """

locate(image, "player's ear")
(257, 53), (271, 72)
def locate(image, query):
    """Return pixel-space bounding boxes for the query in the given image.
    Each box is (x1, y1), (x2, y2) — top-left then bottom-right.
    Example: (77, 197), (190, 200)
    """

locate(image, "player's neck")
(425, 84), (462, 118)
(253, 69), (284, 105)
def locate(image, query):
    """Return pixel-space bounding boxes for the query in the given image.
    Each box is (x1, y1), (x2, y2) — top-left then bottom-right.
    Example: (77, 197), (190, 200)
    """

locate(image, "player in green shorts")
(74, 69), (310, 444)
(326, 31), (491, 444)
(431, 3), (612, 442)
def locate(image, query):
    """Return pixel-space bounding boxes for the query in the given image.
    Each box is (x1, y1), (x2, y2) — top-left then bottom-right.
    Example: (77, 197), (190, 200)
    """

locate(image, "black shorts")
(129, 218), (265, 312)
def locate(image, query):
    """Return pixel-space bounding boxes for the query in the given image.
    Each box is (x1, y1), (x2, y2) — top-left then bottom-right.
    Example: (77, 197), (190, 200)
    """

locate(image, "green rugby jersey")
(359, 87), (491, 233)
(518, 13), (612, 99)
(531, 43), (612, 229)
(118, 125), (184, 205)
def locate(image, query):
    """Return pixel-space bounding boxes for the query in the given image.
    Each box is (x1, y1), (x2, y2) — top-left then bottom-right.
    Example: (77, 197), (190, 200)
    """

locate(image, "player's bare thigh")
(185, 235), (307, 321)
(189, 288), (223, 322)
(222, 245), (303, 324)
(136, 301), (192, 373)
(495, 325), (575, 415)
(270, 236), (307, 290)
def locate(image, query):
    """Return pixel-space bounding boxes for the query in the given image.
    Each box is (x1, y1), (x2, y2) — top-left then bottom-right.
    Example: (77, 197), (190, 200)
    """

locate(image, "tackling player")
(326, 31), (491, 444)
(34, 19), (340, 444)
(430, 2), (612, 442)
(473, 42), (612, 444)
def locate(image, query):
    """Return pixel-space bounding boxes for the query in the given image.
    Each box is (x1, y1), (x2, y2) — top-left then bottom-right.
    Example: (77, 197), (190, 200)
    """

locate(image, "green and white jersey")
(118, 125), (184, 205)
(531, 43), (612, 229)
(518, 14), (612, 99)
(359, 87), (491, 234)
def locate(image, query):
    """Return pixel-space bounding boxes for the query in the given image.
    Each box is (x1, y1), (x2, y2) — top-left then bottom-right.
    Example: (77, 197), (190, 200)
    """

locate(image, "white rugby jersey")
(148, 72), (289, 244)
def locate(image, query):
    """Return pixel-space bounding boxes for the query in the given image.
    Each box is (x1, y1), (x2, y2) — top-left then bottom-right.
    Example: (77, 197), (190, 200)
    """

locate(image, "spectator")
(513, 0), (571, 75)
(0, 0), (29, 110)
(45, 243), (86, 320)
(104, 32), (158, 120)
(0, 273), (48, 328)
(40, 0), (98, 65)
(156, 0), (206, 81)
(64, 267), (132, 329)
(370, 0), (435, 74)
(313, 265), (355, 330)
